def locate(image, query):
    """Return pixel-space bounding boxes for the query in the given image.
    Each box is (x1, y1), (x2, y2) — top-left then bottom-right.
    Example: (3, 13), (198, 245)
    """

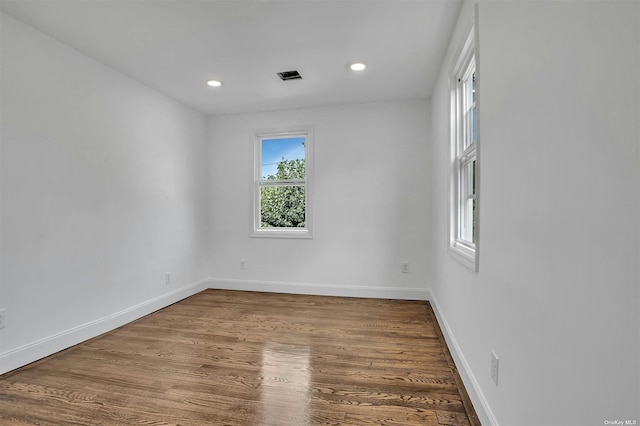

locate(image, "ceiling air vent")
(277, 70), (302, 81)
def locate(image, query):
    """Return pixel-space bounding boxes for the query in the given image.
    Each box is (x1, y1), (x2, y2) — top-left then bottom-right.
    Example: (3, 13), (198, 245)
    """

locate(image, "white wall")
(0, 13), (209, 374)
(207, 100), (431, 298)
(430, 1), (640, 425)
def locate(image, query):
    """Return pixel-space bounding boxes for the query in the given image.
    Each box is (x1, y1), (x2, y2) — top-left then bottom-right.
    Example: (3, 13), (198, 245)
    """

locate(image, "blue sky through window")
(261, 137), (306, 178)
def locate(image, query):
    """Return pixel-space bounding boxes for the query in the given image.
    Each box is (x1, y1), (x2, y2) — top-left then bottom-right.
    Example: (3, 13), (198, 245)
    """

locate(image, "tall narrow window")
(253, 127), (313, 238)
(450, 26), (478, 270)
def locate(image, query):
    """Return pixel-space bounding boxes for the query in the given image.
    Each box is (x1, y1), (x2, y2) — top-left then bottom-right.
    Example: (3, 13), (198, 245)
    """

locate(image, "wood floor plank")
(0, 289), (480, 425)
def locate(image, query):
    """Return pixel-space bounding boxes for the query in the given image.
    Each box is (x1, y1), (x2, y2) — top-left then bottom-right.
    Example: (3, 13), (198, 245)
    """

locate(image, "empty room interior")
(1, 0), (639, 425)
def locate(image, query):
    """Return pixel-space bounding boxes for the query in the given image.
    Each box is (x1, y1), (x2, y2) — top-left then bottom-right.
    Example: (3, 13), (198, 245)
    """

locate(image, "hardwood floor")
(0, 290), (480, 425)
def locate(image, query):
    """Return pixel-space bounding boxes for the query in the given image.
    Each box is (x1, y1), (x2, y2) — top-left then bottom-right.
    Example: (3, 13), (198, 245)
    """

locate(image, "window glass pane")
(472, 72), (476, 102)
(261, 137), (306, 180)
(461, 67), (476, 150)
(472, 159), (476, 195)
(464, 109), (473, 149)
(471, 105), (476, 143)
(260, 185), (306, 228)
(472, 198), (476, 244)
(472, 158), (476, 243)
(460, 157), (476, 244)
(462, 158), (475, 197)
(462, 197), (474, 243)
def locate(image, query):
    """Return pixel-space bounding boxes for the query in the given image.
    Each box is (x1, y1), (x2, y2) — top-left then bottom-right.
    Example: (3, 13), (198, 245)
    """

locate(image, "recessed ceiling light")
(206, 80), (222, 87)
(350, 63), (366, 71)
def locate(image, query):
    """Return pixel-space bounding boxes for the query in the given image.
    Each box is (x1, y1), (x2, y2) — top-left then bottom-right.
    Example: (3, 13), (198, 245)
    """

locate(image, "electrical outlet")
(491, 351), (499, 385)
(165, 273), (171, 286)
(240, 259), (246, 270)
(401, 261), (409, 273)
(0, 309), (5, 329)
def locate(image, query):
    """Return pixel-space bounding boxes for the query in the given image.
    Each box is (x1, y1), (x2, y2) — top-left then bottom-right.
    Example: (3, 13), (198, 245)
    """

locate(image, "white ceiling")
(0, 0), (462, 116)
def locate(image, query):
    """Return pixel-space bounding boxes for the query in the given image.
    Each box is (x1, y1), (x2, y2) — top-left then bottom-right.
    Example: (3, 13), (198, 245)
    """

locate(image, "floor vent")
(277, 70), (302, 81)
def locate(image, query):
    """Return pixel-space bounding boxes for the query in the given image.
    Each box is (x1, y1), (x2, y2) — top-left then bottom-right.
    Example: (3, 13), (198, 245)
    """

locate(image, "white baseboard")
(207, 278), (430, 300)
(0, 279), (209, 375)
(427, 289), (498, 426)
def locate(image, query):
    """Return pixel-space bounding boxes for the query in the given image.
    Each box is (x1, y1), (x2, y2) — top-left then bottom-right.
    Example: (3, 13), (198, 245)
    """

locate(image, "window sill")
(252, 228), (313, 239)
(449, 241), (478, 272)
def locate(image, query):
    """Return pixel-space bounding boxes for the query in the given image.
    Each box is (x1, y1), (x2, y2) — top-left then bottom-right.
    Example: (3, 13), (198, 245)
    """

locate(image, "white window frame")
(252, 126), (313, 239)
(449, 23), (479, 271)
